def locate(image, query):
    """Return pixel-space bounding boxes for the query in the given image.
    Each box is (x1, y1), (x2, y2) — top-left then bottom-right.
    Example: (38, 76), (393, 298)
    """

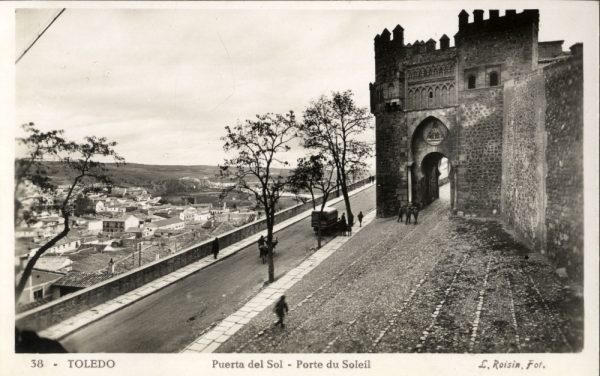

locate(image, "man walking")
(274, 295), (289, 328)
(357, 211), (364, 227)
(212, 237), (220, 259)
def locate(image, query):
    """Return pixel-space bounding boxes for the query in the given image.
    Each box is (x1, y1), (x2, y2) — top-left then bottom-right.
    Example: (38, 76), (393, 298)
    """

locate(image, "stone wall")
(456, 88), (504, 215)
(376, 112), (406, 216)
(501, 72), (546, 250)
(499, 53), (583, 283)
(455, 11), (539, 88)
(16, 179), (371, 331)
(543, 56), (584, 283)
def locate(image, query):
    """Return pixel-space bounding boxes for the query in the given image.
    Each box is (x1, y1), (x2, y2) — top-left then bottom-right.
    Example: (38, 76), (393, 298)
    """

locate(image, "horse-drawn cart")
(311, 207), (338, 233)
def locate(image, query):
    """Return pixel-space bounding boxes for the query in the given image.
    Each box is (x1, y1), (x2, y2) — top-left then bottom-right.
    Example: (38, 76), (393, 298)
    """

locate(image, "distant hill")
(37, 161), (290, 195)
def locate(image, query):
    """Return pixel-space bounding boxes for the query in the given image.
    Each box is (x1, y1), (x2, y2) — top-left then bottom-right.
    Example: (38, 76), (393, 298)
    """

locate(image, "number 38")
(31, 359), (44, 368)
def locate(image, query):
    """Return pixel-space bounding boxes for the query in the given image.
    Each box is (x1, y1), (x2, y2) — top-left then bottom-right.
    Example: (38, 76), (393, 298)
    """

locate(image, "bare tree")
(222, 112), (297, 283)
(299, 90), (373, 226)
(14, 123), (124, 303)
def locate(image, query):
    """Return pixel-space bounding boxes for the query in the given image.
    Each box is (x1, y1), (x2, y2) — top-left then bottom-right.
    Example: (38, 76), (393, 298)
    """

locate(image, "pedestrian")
(274, 295), (289, 328)
(212, 237), (220, 259)
(258, 235), (266, 259)
(271, 237), (278, 252)
(412, 204), (420, 224)
(339, 213), (347, 236)
(397, 205), (407, 223)
(357, 211), (364, 227)
(108, 258), (114, 274)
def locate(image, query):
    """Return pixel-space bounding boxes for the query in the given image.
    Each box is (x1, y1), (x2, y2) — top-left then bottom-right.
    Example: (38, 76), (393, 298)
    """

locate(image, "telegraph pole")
(16, 9), (66, 64)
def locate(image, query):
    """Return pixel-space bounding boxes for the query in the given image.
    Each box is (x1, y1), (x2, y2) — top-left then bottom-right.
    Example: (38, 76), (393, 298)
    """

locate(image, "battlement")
(374, 24), (453, 57)
(375, 9), (540, 59)
(456, 9), (539, 37)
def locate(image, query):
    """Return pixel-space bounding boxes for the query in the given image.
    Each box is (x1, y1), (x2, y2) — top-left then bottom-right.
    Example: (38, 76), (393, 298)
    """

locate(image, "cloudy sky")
(15, 3), (593, 166)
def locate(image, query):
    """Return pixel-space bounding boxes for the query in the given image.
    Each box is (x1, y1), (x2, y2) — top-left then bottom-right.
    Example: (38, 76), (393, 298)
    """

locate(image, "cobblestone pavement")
(217, 185), (583, 353)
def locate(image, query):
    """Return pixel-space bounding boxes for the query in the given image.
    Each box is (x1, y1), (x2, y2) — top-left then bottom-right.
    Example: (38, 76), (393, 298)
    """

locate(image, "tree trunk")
(317, 192), (329, 249)
(15, 213), (70, 303)
(317, 222), (322, 249)
(266, 215), (275, 283)
(339, 173), (354, 226)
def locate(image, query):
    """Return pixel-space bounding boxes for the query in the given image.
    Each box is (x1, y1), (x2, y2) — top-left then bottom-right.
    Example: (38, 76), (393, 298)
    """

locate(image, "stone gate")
(370, 9), (584, 281)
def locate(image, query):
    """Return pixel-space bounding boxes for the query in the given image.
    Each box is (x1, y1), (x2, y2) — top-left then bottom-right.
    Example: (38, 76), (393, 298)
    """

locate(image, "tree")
(222, 112), (297, 283)
(14, 124), (124, 303)
(14, 123), (67, 223)
(288, 157), (317, 209)
(299, 90), (373, 226)
(289, 154), (337, 248)
(73, 194), (95, 216)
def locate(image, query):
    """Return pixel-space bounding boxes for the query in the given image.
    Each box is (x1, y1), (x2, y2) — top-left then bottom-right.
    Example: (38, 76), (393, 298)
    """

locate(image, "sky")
(14, 3), (593, 167)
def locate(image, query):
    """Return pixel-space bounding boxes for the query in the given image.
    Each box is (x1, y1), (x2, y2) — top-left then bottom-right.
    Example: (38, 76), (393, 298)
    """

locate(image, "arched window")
(489, 71), (499, 86)
(441, 86), (448, 106)
(449, 84), (455, 104)
(387, 83), (395, 99)
(467, 74), (476, 89)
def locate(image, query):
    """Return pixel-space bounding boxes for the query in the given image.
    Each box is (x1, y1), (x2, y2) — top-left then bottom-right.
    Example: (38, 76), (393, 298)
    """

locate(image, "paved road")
(218, 184), (582, 353)
(60, 187), (375, 353)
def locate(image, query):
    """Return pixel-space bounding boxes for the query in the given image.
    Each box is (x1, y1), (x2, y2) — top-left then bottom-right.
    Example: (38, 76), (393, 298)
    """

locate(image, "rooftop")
(26, 269), (66, 287)
(150, 217), (185, 227)
(54, 271), (112, 288)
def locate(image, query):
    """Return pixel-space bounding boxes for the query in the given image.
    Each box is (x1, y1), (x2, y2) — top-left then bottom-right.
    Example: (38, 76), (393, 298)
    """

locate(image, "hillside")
(38, 161), (290, 195)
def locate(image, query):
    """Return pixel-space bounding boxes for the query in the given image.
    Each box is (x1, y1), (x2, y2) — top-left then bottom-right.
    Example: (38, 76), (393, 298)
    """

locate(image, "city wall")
(543, 55), (584, 282)
(16, 179), (371, 332)
(501, 53), (583, 283)
(502, 72), (546, 251)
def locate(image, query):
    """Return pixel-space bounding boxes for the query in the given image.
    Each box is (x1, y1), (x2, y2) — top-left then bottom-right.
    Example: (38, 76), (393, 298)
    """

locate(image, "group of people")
(337, 211), (366, 235)
(397, 203), (420, 224)
(257, 235), (278, 263)
(367, 176), (375, 183)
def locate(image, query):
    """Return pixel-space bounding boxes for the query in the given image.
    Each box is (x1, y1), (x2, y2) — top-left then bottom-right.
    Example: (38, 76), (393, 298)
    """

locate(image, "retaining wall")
(16, 179), (371, 332)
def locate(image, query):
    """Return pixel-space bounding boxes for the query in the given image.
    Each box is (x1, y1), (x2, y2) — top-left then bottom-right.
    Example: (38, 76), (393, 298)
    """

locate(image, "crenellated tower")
(371, 9), (540, 218)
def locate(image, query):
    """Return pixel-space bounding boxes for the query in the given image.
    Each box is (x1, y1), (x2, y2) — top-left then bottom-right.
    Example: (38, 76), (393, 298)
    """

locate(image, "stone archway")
(410, 116), (454, 207)
(420, 152), (448, 205)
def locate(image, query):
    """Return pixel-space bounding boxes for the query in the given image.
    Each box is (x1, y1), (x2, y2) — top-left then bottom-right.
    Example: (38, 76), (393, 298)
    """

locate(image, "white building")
(35, 256), (73, 273)
(179, 207), (210, 223)
(103, 215), (140, 234)
(95, 201), (105, 213)
(143, 217), (185, 237)
(87, 219), (103, 234)
(105, 205), (126, 214)
(29, 235), (82, 256)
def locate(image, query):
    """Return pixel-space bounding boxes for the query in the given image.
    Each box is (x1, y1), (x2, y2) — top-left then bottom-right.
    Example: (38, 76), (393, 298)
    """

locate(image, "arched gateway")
(370, 9), (543, 218)
(409, 117), (454, 208)
(370, 10), (584, 286)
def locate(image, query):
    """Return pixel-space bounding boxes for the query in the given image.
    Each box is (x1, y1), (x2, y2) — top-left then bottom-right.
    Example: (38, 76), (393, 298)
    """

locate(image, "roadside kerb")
(181, 209), (377, 353)
(37, 183), (374, 340)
